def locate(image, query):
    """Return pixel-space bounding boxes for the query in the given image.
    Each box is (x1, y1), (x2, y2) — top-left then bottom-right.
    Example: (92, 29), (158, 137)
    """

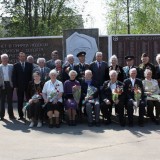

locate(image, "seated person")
(42, 69), (64, 128)
(27, 72), (44, 128)
(81, 70), (100, 127)
(143, 69), (160, 124)
(101, 70), (125, 126)
(64, 70), (80, 126)
(124, 68), (146, 127)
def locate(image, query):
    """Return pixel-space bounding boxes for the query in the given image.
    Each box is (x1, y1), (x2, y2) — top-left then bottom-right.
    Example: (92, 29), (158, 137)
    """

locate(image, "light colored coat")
(0, 64), (13, 88)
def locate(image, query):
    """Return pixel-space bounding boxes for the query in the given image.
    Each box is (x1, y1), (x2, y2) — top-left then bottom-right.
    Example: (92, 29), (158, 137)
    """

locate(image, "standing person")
(0, 54), (15, 120)
(109, 55), (124, 82)
(123, 68), (146, 127)
(155, 54), (160, 86)
(62, 54), (76, 82)
(64, 70), (80, 126)
(54, 59), (63, 82)
(33, 58), (50, 82)
(12, 52), (33, 120)
(27, 55), (38, 68)
(74, 51), (90, 83)
(123, 55), (136, 79)
(138, 53), (156, 80)
(101, 70), (125, 126)
(89, 52), (109, 101)
(46, 50), (59, 69)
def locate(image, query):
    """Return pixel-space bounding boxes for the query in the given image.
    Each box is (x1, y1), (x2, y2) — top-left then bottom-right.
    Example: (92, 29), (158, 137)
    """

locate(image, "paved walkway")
(0, 106), (160, 160)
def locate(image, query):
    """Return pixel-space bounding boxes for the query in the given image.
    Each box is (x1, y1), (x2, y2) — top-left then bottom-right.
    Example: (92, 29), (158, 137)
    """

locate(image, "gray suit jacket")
(0, 64), (13, 88)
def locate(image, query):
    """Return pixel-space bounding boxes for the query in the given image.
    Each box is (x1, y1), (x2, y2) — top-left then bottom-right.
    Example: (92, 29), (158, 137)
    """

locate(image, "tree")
(0, 0), (84, 37)
(106, 0), (160, 34)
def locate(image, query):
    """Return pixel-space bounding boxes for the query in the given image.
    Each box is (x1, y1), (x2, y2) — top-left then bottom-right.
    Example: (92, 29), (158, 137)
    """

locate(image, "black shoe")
(120, 122), (125, 127)
(9, 116), (16, 120)
(68, 120), (72, 126)
(128, 122), (134, 127)
(0, 117), (4, 121)
(72, 120), (76, 126)
(105, 120), (111, 125)
(55, 124), (60, 128)
(138, 122), (144, 127)
(18, 117), (24, 120)
(49, 124), (54, 128)
(95, 122), (100, 127)
(88, 122), (93, 127)
(152, 118), (159, 125)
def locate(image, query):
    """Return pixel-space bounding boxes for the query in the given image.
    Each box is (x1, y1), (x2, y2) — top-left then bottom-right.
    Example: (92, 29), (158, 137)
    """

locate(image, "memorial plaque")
(112, 35), (160, 66)
(0, 37), (63, 64)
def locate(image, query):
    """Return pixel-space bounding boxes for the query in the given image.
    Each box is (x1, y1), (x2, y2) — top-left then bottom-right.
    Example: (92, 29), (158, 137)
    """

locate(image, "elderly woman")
(42, 69), (64, 128)
(143, 69), (160, 124)
(109, 55), (124, 82)
(27, 71), (44, 128)
(81, 70), (100, 127)
(101, 70), (125, 126)
(64, 70), (80, 126)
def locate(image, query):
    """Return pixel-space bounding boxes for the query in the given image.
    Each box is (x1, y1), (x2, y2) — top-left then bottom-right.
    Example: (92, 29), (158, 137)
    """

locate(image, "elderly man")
(123, 68), (146, 127)
(27, 55), (38, 68)
(89, 52), (109, 102)
(0, 54), (15, 120)
(46, 50), (59, 69)
(101, 70), (125, 126)
(155, 54), (160, 86)
(62, 54), (76, 82)
(33, 58), (50, 82)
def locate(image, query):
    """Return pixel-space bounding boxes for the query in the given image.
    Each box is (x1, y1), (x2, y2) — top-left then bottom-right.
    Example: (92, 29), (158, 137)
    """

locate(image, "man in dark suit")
(46, 50), (59, 69)
(12, 52), (33, 120)
(33, 58), (50, 82)
(155, 54), (160, 86)
(123, 68), (146, 127)
(0, 54), (15, 120)
(74, 51), (90, 83)
(89, 52), (109, 101)
(123, 55), (137, 79)
(101, 70), (125, 126)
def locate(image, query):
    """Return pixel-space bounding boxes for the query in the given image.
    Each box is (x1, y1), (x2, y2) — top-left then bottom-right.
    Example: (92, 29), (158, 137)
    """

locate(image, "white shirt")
(2, 64), (9, 81)
(110, 82), (117, 91)
(130, 78), (135, 87)
(42, 79), (64, 102)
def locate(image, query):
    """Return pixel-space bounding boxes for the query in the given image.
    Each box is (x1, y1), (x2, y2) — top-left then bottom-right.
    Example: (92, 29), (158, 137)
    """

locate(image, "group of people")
(0, 50), (160, 128)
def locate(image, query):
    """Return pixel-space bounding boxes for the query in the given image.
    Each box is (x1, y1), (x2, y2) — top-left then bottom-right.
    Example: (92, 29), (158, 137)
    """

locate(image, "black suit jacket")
(12, 62), (33, 91)
(155, 65), (160, 86)
(81, 80), (98, 100)
(101, 80), (124, 103)
(74, 63), (90, 83)
(89, 61), (109, 87)
(123, 78), (145, 101)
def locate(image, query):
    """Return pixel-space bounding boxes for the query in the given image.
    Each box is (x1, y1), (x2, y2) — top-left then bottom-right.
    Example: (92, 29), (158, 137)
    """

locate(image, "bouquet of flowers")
(72, 85), (81, 104)
(112, 86), (123, 103)
(133, 84), (142, 113)
(82, 85), (97, 104)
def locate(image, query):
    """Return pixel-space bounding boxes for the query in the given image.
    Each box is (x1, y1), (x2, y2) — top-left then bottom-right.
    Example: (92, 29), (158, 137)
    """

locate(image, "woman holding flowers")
(101, 70), (125, 126)
(81, 70), (100, 127)
(64, 70), (81, 126)
(42, 69), (64, 128)
(143, 69), (160, 125)
(27, 71), (44, 128)
(124, 68), (146, 127)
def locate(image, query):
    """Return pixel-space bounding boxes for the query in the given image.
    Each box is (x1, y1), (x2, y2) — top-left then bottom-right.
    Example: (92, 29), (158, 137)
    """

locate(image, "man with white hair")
(155, 53), (160, 86)
(123, 68), (146, 127)
(89, 51), (109, 102)
(27, 55), (38, 68)
(62, 54), (76, 82)
(33, 58), (50, 82)
(0, 54), (15, 120)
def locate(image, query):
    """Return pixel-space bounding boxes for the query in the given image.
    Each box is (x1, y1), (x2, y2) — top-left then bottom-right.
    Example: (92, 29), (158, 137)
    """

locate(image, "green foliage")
(106, 0), (160, 34)
(0, 0), (83, 37)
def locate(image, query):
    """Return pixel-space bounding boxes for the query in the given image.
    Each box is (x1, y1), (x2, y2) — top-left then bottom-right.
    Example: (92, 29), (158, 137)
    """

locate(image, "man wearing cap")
(138, 53), (156, 80)
(74, 51), (89, 83)
(123, 55), (136, 79)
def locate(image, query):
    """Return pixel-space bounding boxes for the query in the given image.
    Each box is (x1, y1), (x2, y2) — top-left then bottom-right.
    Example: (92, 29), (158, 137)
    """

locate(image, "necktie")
(21, 62), (25, 71)
(41, 68), (44, 80)
(99, 62), (101, 69)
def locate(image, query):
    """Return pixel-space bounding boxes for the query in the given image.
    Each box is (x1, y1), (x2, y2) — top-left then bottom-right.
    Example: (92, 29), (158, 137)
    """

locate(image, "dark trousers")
(147, 100), (160, 120)
(0, 82), (14, 118)
(127, 99), (146, 124)
(101, 101), (125, 124)
(17, 88), (28, 118)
